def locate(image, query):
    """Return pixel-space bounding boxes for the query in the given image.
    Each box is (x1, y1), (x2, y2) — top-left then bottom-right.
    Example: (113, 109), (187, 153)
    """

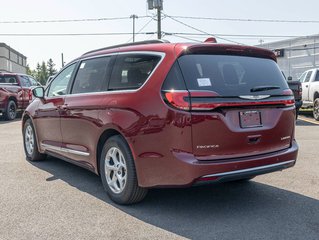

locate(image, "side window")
(19, 75), (31, 87)
(315, 70), (319, 82)
(29, 77), (39, 86)
(109, 54), (161, 90)
(298, 72), (307, 82)
(72, 57), (111, 94)
(304, 71), (312, 83)
(47, 63), (76, 97)
(0, 76), (18, 84)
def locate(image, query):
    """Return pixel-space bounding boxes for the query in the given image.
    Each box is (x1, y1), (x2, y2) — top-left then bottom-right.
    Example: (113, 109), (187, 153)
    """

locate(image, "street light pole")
(130, 14), (138, 42)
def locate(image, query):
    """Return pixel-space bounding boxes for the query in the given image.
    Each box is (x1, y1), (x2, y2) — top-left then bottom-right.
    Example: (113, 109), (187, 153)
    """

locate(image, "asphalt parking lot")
(0, 115), (318, 240)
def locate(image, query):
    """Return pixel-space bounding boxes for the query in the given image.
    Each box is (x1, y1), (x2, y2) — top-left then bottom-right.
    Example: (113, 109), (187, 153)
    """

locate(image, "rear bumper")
(197, 160), (294, 184)
(136, 140), (298, 188)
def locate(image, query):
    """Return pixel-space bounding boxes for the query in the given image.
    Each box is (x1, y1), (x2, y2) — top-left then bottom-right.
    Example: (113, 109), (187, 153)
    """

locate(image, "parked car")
(22, 40), (298, 204)
(286, 76), (302, 117)
(298, 68), (319, 120)
(0, 72), (40, 120)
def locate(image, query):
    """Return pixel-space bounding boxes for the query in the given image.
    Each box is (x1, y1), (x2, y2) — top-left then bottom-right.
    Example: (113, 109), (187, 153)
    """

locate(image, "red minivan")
(22, 40), (298, 204)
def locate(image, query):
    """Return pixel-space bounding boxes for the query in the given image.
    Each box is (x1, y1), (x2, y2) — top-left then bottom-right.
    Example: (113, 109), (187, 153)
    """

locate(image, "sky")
(1, 0), (319, 70)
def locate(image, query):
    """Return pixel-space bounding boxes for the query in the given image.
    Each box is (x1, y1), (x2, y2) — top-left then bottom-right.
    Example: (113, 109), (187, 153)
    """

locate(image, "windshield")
(178, 55), (288, 97)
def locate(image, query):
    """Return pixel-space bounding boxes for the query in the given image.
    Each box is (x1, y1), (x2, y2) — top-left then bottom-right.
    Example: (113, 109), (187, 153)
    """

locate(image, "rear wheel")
(4, 100), (17, 120)
(100, 135), (147, 204)
(23, 118), (46, 161)
(313, 98), (319, 121)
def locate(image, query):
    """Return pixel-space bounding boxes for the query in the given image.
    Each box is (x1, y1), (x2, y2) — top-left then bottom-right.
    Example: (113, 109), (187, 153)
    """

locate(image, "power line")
(164, 32), (302, 38)
(0, 16), (150, 24)
(126, 18), (154, 43)
(162, 13), (244, 45)
(0, 32), (152, 36)
(167, 34), (202, 42)
(168, 15), (319, 24)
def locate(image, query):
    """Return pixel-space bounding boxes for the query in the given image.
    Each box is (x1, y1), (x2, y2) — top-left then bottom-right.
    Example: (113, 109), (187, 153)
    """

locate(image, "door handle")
(305, 85), (308, 88)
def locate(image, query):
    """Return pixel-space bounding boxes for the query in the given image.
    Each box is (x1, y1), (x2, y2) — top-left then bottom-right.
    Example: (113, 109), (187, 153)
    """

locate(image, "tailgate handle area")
(247, 135), (261, 144)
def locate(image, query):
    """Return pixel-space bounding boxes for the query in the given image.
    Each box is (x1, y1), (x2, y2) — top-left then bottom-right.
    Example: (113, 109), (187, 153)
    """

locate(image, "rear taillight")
(163, 90), (295, 111)
(28, 89), (32, 101)
(163, 90), (190, 111)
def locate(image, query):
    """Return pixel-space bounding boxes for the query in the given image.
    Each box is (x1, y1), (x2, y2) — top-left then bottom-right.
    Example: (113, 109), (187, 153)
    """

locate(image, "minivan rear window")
(178, 55), (289, 96)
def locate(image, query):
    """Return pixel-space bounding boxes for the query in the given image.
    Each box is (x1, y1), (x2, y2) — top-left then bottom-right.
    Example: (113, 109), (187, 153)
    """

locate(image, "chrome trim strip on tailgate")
(202, 160), (295, 178)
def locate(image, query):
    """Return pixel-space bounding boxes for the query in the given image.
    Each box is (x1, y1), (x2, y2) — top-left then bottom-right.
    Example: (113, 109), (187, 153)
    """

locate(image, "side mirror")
(32, 86), (45, 99)
(287, 76), (293, 81)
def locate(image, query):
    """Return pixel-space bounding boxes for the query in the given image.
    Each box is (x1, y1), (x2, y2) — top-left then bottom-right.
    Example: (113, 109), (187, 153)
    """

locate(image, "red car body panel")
(23, 42), (298, 188)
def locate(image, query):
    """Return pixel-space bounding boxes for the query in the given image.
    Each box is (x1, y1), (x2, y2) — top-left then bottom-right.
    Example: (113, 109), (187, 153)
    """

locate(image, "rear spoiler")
(181, 44), (277, 62)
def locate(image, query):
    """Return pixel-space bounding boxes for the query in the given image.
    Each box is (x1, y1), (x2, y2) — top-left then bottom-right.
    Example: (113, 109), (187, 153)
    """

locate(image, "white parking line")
(298, 116), (319, 125)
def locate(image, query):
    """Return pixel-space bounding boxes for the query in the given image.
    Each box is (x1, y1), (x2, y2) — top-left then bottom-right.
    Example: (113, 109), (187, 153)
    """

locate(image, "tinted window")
(161, 62), (186, 90)
(298, 72), (307, 82)
(19, 75), (31, 87)
(72, 57), (111, 94)
(304, 71), (312, 83)
(0, 76), (18, 84)
(47, 63), (76, 97)
(109, 54), (161, 90)
(178, 55), (288, 96)
(29, 77), (39, 86)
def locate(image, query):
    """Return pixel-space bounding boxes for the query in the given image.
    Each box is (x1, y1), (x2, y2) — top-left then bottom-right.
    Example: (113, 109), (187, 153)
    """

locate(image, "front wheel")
(23, 118), (46, 161)
(100, 135), (147, 204)
(313, 99), (319, 121)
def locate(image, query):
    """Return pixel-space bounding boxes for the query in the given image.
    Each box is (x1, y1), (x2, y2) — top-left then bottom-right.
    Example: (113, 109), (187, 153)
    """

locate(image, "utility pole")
(61, 53), (64, 68)
(130, 14), (138, 42)
(147, 0), (163, 39)
(157, 8), (161, 39)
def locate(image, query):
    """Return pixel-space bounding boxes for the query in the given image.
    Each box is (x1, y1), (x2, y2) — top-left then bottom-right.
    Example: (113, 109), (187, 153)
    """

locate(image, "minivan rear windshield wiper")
(250, 86), (280, 92)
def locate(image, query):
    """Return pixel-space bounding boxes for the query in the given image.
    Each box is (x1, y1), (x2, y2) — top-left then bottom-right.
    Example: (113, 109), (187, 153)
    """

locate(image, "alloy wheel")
(25, 125), (34, 155)
(104, 147), (127, 194)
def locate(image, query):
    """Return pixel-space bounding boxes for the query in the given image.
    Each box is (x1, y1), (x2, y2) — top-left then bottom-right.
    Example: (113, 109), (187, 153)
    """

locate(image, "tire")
(313, 98), (319, 121)
(100, 135), (147, 205)
(296, 107), (299, 120)
(23, 118), (46, 161)
(4, 100), (17, 121)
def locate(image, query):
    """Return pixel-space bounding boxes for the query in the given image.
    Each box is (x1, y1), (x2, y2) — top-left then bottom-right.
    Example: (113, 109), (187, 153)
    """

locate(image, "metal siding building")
(0, 43), (27, 73)
(263, 34), (319, 80)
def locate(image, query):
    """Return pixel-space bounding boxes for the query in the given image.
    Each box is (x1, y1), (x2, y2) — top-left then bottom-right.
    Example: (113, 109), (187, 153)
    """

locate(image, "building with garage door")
(263, 34), (319, 80)
(0, 43), (27, 73)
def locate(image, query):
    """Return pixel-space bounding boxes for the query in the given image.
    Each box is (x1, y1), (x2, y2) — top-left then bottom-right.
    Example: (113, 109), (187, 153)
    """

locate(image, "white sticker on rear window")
(197, 78), (212, 87)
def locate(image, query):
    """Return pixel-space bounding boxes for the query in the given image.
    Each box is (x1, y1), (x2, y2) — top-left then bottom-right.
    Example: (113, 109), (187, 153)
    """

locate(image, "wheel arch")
(96, 128), (135, 176)
(7, 96), (17, 105)
(314, 91), (319, 102)
(22, 113), (43, 153)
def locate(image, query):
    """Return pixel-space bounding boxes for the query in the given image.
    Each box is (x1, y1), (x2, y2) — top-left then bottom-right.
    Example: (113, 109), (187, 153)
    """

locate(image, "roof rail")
(83, 39), (170, 56)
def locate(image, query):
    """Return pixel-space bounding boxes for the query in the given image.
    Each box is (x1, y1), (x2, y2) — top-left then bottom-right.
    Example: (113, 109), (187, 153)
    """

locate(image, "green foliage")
(29, 59), (58, 85)
(47, 58), (57, 77)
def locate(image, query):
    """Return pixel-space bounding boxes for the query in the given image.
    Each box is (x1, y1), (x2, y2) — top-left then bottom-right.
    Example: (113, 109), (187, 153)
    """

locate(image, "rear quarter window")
(108, 54), (161, 91)
(178, 55), (288, 96)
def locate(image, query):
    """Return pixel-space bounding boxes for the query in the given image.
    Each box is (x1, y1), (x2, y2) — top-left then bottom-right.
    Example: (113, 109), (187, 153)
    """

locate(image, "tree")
(38, 61), (48, 85)
(28, 59), (58, 85)
(47, 58), (57, 77)
(26, 64), (32, 75)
